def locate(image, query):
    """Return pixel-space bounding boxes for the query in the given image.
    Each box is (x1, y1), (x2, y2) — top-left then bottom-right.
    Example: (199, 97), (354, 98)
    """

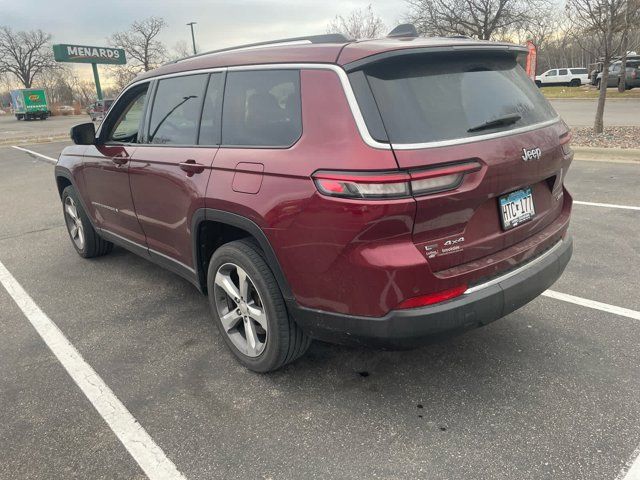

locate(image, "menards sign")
(52, 44), (126, 65)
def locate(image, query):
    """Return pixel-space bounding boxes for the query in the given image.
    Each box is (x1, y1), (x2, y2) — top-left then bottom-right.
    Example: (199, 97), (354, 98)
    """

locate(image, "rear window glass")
(148, 74), (207, 145)
(571, 68), (588, 74)
(359, 53), (557, 144)
(221, 70), (301, 147)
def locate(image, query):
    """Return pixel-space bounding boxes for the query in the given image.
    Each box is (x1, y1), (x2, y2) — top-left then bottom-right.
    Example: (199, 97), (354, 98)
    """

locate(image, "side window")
(221, 70), (302, 147)
(558, 69), (568, 75)
(546, 70), (557, 77)
(198, 72), (225, 145)
(106, 86), (148, 143)
(148, 74), (208, 145)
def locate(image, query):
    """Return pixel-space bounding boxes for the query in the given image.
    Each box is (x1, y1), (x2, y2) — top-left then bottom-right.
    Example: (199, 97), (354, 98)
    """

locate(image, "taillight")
(632, 70), (637, 80)
(396, 284), (468, 309)
(313, 171), (411, 199)
(313, 161), (481, 200)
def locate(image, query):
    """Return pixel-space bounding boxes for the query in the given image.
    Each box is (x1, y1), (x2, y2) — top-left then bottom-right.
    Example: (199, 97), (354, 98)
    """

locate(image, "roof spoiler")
(387, 24), (419, 38)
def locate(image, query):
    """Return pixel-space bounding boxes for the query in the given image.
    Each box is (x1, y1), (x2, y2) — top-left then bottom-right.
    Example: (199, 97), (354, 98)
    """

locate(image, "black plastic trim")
(191, 208), (294, 301)
(290, 237), (573, 348)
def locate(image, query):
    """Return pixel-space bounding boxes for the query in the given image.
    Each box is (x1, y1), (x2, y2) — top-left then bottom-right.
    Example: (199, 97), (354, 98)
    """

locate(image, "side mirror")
(70, 122), (96, 145)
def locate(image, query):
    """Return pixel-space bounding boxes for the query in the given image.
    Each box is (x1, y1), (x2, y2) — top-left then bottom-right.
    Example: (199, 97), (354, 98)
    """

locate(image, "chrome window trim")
(464, 240), (564, 295)
(100, 63), (560, 151)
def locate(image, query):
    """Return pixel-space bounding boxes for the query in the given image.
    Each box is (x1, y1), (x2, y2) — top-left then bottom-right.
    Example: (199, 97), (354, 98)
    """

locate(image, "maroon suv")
(55, 27), (573, 372)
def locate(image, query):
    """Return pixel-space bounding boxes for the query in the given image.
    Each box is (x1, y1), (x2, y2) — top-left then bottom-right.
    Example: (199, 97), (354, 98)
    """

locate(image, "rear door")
(356, 51), (568, 272)
(557, 68), (569, 84)
(129, 72), (224, 271)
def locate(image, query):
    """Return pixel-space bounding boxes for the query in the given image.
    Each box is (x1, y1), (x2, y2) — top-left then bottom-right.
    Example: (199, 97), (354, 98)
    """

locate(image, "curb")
(0, 134), (69, 146)
(572, 147), (640, 163)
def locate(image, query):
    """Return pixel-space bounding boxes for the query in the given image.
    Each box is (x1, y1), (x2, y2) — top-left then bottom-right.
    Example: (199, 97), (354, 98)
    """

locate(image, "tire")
(535, 80), (542, 87)
(207, 238), (311, 372)
(61, 185), (113, 258)
(570, 79), (580, 86)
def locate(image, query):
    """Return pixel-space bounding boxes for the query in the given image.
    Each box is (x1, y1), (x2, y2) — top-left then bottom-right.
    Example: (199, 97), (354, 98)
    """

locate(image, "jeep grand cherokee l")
(55, 26), (573, 372)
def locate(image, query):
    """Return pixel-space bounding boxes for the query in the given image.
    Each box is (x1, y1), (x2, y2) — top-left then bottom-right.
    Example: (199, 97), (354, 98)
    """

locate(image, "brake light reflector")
(396, 284), (468, 309)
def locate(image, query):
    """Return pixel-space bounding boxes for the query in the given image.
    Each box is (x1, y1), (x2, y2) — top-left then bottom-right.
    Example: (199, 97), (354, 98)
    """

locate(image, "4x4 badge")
(521, 147), (542, 161)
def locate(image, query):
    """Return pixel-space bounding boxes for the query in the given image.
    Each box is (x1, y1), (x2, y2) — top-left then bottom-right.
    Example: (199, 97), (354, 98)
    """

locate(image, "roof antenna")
(387, 24), (419, 38)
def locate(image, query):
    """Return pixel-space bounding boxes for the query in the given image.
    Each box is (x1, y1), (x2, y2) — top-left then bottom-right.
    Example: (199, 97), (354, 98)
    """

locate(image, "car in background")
(596, 59), (640, 90)
(56, 105), (75, 115)
(88, 99), (114, 121)
(535, 68), (589, 87)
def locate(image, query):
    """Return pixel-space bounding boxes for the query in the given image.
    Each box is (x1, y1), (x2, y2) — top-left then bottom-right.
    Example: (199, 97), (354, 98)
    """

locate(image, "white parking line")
(617, 443), (640, 480)
(574, 201), (640, 211)
(0, 260), (186, 480)
(543, 290), (640, 321)
(11, 145), (57, 164)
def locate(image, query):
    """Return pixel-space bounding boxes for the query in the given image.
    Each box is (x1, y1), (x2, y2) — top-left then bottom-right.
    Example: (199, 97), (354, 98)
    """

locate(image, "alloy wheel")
(213, 263), (268, 357)
(64, 196), (85, 250)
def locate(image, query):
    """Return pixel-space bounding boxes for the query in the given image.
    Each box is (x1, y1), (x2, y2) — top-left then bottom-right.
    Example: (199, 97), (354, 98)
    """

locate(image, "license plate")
(499, 187), (535, 230)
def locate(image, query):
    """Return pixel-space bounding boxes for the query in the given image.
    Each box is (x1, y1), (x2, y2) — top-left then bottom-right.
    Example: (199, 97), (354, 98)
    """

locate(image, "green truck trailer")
(10, 89), (51, 120)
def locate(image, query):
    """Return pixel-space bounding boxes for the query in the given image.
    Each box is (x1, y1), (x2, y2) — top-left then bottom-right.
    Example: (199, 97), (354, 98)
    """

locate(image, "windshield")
(355, 52), (558, 144)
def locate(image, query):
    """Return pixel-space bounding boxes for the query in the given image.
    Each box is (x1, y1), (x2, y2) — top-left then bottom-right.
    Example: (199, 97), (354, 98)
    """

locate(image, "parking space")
(1, 142), (639, 479)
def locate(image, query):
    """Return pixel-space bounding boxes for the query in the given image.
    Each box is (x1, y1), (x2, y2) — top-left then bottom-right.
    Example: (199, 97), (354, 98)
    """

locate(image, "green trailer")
(10, 89), (51, 120)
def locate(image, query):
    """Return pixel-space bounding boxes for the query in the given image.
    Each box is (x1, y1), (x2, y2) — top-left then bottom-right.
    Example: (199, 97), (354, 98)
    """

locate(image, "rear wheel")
(570, 79), (580, 86)
(207, 239), (311, 372)
(62, 186), (113, 258)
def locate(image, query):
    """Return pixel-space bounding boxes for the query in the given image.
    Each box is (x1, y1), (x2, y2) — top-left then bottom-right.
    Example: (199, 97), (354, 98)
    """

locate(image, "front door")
(82, 84), (149, 245)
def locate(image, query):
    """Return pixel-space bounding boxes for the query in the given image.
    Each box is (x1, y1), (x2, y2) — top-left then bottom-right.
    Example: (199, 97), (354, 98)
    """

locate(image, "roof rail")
(168, 33), (351, 64)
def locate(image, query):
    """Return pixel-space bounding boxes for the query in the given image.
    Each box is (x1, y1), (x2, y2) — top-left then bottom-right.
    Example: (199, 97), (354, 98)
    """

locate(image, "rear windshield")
(354, 53), (557, 144)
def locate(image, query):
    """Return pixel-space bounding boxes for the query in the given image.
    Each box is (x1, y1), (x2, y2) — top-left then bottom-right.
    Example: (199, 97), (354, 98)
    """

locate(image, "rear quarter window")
(221, 70), (302, 147)
(357, 53), (557, 145)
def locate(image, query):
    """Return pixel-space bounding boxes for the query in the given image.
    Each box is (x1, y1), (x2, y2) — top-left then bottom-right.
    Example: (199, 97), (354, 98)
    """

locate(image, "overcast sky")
(0, 0), (407, 85)
(1, 0), (405, 51)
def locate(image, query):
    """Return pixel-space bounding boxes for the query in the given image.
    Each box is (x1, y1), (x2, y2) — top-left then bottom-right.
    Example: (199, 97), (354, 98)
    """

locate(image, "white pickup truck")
(535, 68), (590, 87)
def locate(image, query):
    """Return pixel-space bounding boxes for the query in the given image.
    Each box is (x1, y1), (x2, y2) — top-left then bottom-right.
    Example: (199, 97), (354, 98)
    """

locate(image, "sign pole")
(91, 63), (103, 100)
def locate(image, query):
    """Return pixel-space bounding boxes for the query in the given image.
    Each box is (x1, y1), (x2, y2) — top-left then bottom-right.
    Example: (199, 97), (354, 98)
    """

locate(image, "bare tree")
(407, 0), (549, 40)
(168, 40), (194, 62)
(0, 27), (56, 88)
(566, 0), (635, 132)
(109, 16), (167, 72)
(327, 4), (387, 39)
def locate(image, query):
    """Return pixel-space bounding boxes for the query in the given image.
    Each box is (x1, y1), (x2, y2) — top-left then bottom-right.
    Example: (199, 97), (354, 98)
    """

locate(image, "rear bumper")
(292, 236), (572, 348)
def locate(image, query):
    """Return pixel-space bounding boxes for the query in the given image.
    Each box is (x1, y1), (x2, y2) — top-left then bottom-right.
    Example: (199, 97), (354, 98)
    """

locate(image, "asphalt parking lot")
(1, 141), (639, 480)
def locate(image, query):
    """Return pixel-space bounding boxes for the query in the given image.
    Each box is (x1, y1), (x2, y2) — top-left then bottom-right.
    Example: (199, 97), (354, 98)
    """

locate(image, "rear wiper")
(467, 113), (522, 133)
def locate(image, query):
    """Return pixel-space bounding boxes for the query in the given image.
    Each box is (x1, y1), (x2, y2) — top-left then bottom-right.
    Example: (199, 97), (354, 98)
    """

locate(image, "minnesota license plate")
(499, 187), (535, 230)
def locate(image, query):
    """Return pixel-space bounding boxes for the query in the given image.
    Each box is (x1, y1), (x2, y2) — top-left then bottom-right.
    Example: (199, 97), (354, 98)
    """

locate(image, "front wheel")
(61, 186), (113, 258)
(207, 239), (311, 372)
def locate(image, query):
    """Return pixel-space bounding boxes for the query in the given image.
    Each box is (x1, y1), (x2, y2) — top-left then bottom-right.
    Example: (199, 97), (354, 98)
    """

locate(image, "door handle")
(179, 159), (205, 175)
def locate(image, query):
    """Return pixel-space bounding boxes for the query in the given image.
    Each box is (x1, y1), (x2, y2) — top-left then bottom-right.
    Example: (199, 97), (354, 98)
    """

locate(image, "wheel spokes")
(219, 309), (242, 332)
(214, 271), (241, 302)
(237, 267), (249, 300)
(247, 304), (267, 330)
(65, 202), (78, 221)
(244, 318), (260, 356)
